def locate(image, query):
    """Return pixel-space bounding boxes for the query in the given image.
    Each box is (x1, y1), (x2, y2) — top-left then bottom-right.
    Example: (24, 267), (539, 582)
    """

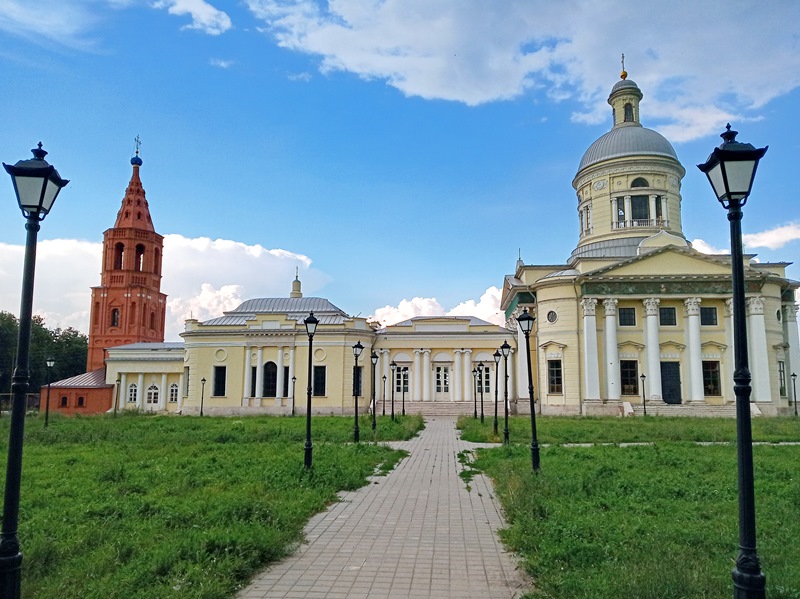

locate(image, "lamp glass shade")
(697, 125), (767, 206)
(390, 361), (397, 372)
(493, 350), (501, 364)
(46, 357), (55, 368)
(370, 351), (378, 365)
(304, 312), (318, 336)
(500, 341), (511, 358)
(517, 308), (535, 334)
(352, 341), (364, 358)
(4, 144), (68, 219)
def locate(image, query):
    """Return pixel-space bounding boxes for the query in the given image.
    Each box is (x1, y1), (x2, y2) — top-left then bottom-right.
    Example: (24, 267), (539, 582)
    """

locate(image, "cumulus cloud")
(209, 58), (235, 68)
(370, 286), (504, 328)
(153, 0), (232, 35)
(690, 238), (729, 255)
(246, 0), (800, 141)
(743, 223), (800, 251)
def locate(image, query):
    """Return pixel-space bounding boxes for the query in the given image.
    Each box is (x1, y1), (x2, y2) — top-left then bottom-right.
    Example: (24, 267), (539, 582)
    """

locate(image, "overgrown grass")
(0, 412), (423, 599)
(458, 413), (800, 444)
(466, 416), (800, 599)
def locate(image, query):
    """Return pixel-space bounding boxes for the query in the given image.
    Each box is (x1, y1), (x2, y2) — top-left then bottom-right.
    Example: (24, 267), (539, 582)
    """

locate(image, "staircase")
(632, 403), (743, 418)
(398, 401), (476, 417)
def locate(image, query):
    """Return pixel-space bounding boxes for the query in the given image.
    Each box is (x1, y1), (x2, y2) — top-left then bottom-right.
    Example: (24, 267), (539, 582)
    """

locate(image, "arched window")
(93, 302), (100, 326)
(631, 177), (649, 188)
(60, 396), (68, 407)
(114, 243), (125, 270)
(77, 396), (85, 407)
(146, 384), (159, 405)
(149, 311), (155, 330)
(263, 362), (278, 397)
(154, 248), (161, 275)
(130, 302), (137, 325)
(111, 308), (120, 328)
(624, 102), (634, 122)
(169, 383), (179, 403)
(128, 383), (138, 403)
(135, 244), (145, 272)
(137, 211), (142, 220)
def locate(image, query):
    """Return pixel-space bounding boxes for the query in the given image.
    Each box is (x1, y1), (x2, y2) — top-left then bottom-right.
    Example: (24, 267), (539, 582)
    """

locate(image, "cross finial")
(134, 135), (142, 156)
(620, 53), (627, 80)
(295, 266), (299, 279)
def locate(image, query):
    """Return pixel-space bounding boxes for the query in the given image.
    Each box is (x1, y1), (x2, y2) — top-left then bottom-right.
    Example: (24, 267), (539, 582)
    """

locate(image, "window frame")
(659, 306), (677, 326)
(620, 360), (639, 395)
(700, 306), (718, 326)
(618, 307), (636, 326)
(702, 361), (722, 396)
(213, 365), (226, 397)
(547, 360), (563, 394)
(313, 365), (327, 397)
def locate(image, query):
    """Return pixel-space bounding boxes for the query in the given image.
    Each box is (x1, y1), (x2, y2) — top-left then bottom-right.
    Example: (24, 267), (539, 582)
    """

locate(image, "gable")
(595, 249), (732, 278)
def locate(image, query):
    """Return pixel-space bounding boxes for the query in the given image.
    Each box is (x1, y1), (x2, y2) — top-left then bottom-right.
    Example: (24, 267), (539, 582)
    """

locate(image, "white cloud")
(743, 223), (800, 251)
(446, 286), (504, 325)
(246, 0), (800, 141)
(153, 0), (232, 35)
(209, 58), (235, 68)
(0, 0), (101, 48)
(690, 238), (729, 255)
(369, 286), (504, 327)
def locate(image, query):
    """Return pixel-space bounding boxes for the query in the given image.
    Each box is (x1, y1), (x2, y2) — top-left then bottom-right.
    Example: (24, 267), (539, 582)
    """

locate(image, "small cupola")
(290, 269), (303, 298)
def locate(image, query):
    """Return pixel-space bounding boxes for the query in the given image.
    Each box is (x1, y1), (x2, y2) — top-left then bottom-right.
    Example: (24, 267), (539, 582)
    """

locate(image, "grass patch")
(469, 417), (800, 599)
(0, 412), (423, 599)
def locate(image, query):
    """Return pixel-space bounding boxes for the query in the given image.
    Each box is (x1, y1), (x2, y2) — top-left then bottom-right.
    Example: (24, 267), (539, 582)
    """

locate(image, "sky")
(1, 0), (799, 341)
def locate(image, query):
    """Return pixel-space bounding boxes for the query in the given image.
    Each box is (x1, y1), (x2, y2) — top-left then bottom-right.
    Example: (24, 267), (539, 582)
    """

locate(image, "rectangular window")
(169, 384), (179, 403)
(659, 307), (676, 326)
(395, 368), (409, 393)
(481, 368), (490, 393)
(619, 307), (636, 326)
(184, 367), (190, 396)
(435, 367), (450, 393)
(548, 360), (563, 394)
(700, 306), (718, 326)
(702, 361), (722, 396)
(213, 365), (226, 397)
(631, 195), (649, 221)
(77, 396), (85, 407)
(354, 366), (363, 397)
(128, 384), (137, 403)
(778, 361), (787, 397)
(313, 365), (326, 397)
(283, 366), (290, 397)
(616, 199), (625, 223)
(60, 396), (68, 407)
(620, 360), (639, 395)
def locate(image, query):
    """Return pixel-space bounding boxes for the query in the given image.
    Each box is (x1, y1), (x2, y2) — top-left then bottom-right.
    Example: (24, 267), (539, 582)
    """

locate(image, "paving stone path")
(237, 416), (531, 599)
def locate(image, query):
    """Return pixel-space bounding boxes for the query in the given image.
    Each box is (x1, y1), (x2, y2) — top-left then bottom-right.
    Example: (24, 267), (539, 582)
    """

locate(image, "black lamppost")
(493, 350), (500, 437)
(44, 357), (54, 427)
(390, 361), (397, 421)
(291, 376), (297, 417)
(478, 362), (485, 424)
(698, 124), (767, 599)
(199, 378), (206, 416)
(792, 373), (797, 417)
(640, 373), (647, 416)
(1, 142), (68, 598)
(471, 367), (478, 419)
(382, 374), (387, 416)
(501, 341), (511, 444)
(114, 378), (120, 417)
(352, 341), (364, 443)
(517, 308), (540, 471)
(401, 367), (408, 416)
(370, 352), (378, 432)
(304, 312), (318, 469)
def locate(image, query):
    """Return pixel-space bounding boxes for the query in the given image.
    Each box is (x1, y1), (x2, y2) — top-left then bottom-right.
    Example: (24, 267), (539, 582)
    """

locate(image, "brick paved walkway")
(237, 416), (531, 598)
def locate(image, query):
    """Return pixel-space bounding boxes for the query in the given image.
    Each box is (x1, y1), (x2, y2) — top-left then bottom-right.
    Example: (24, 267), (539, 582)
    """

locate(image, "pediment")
(585, 246), (734, 279)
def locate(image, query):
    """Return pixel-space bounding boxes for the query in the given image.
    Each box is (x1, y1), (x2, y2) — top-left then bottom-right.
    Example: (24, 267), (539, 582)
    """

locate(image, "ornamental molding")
(660, 353), (681, 359)
(581, 297), (598, 316)
(747, 296), (765, 316)
(684, 297), (702, 316)
(603, 298), (618, 315)
(643, 297), (660, 315)
(583, 280), (761, 296)
(619, 352), (640, 359)
(575, 161), (683, 189)
(784, 304), (799, 322)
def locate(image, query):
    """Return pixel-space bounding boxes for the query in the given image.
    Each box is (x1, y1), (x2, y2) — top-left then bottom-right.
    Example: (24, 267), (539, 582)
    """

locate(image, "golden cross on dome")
(134, 134), (142, 156)
(620, 53), (627, 80)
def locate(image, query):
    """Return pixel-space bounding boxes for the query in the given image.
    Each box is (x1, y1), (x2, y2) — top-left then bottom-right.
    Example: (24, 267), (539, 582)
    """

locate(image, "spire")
(620, 52), (627, 80)
(290, 269), (303, 298)
(113, 136), (154, 231)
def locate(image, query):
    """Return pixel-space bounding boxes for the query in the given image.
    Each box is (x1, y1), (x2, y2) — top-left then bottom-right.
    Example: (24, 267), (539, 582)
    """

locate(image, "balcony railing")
(612, 218), (669, 230)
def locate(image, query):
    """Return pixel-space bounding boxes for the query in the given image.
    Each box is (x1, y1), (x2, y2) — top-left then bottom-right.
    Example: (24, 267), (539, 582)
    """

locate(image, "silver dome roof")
(577, 125), (679, 172)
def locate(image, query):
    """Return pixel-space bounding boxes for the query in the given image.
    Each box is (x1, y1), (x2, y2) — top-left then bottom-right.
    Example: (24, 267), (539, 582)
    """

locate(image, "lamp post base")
(732, 564), (765, 599)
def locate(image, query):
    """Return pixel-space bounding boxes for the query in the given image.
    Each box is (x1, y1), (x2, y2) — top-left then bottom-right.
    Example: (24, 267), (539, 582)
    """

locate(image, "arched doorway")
(263, 362), (277, 398)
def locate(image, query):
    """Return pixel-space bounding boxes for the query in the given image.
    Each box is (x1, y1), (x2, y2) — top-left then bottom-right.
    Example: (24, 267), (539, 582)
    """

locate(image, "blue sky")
(1, 0), (799, 340)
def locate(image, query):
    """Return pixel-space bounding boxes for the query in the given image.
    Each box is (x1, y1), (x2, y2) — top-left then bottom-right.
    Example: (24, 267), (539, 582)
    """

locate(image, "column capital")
(747, 296), (765, 316)
(684, 297), (702, 316)
(414, 348), (422, 355)
(463, 348), (473, 355)
(724, 298), (734, 317)
(643, 297), (660, 316)
(784, 303), (799, 323)
(422, 348), (431, 355)
(581, 297), (598, 316)
(603, 298), (618, 316)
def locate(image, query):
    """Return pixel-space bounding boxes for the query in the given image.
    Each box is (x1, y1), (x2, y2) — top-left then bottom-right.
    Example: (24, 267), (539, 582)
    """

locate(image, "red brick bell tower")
(86, 150), (167, 370)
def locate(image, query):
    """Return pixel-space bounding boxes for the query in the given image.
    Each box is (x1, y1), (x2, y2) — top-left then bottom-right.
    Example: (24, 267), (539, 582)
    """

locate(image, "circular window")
(777, 309), (782, 322)
(547, 311), (558, 323)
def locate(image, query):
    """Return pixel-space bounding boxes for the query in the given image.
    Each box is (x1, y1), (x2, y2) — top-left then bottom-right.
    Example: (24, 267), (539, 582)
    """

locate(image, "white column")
(244, 347), (252, 405)
(120, 372), (128, 410)
(160, 373), (168, 410)
(747, 297), (771, 402)
(412, 350), (422, 402)
(276, 346), (285, 398)
(177, 372), (184, 411)
(649, 195), (658, 225)
(453, 350), (463, 402)
(661, 196), (668, 225)
(604, 299), (620, 400)
(255, 347), (264, 403)
(725, 299), (735, 402)
(623, 195), (632, 226)
(422, 350), (432, 402)
(380, 349), (390, 407)
(786, 304), (800, 389)
(288, 346), (296, 410)
(685, 298), (704, 402)
(611, 198), (618, 228)
(581, 298), (600, 400)
(508, 349), (516, 401)
(643, 298), (663, 400)
(137, 373), (144, 409)
(463, 349), (473, 404)
(516, 318), (529, 400)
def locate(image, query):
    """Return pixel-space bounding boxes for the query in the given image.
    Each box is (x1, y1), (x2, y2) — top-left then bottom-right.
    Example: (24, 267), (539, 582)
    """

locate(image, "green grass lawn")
(460, 415), (800, 599)
(0, 412), (423, 599)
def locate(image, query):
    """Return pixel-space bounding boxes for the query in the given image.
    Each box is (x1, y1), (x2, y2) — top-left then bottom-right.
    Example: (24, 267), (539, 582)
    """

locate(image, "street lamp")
(698, 124), (767, 598)
(517, 308), (540, 472)
(382, 374), (387, 416)
(1, 142), (68, 598)
(471, 367), (478, 419)
(352, 341), (364, 443)
(792, 373), (797, 417)
(500, 341), (511, 444)
(390, 361), (397, 421)
(493, 350), (500, 437)
(370, 352), (378, 432)
(304, 312), (318, 469)
(401, 367), (408, 416)
(114, 378), (120, 417)
(640, 373), (647, 416)
(291, 376), (297, 417)
(44, 357), (54, 427)
(478, 362), (485, 424)
(200, 378), (206, 416)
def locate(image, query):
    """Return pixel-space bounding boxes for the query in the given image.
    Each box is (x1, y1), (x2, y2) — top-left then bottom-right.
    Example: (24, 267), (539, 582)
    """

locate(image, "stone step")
(632, 403), (740, 418)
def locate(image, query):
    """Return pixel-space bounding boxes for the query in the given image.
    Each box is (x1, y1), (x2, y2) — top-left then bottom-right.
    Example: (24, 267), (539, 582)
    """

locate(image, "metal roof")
(50, 368), (111, 388)
(110, 342), (184, 351)
(231, 297), (345, 314)
(578, 125), (679, 172)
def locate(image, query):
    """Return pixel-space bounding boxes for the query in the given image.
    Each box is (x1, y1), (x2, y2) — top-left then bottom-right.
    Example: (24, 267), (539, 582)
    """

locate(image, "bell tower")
(86, 149), (167, 370)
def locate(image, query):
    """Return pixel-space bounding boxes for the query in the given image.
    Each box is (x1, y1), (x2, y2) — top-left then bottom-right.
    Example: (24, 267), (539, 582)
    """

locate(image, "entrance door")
(660, 362), (682, 404)
(263, 362), (277, 397)
(434, 366), (450, 401)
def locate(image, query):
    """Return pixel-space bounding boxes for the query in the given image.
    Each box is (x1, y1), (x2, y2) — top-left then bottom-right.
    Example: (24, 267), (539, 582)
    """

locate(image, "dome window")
(624, 102), (634, 122)
(631, 177), (649, 188)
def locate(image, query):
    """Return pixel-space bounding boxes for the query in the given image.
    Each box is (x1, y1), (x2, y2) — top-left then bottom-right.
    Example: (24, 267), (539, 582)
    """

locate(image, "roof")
(50, 368), (111, 388)
(578, 125), (679, 172)
(201, 297), (350, 327)
(390, 316), (494, 327)
(111, 342), (184, 351)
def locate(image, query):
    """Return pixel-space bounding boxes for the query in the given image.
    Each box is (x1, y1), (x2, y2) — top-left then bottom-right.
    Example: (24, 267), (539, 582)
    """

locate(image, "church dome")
(578, 125), (678, 172)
